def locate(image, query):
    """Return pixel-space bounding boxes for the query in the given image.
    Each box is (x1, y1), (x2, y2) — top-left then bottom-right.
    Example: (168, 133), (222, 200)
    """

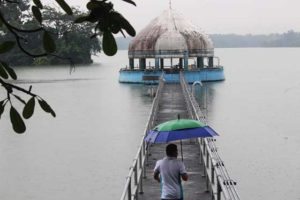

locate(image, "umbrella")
(145, 119), (218, 143)
(144, 118), (218, 160)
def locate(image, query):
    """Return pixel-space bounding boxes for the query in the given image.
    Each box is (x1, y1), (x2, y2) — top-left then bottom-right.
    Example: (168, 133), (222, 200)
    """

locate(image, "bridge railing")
(180, 72), (240, 200)
(120, 74), (165, 200)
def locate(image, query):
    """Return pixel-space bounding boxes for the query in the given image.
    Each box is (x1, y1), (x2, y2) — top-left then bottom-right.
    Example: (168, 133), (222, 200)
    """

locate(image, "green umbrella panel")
(153, 119), (206, 132)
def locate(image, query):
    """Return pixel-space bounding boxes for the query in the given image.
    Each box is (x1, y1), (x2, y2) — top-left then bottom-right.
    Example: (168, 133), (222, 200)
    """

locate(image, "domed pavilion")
(119, 7), (224, 83)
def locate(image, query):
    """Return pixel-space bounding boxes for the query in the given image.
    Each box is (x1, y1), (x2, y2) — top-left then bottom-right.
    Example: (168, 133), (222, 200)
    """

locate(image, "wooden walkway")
(138, 83), (211, 200)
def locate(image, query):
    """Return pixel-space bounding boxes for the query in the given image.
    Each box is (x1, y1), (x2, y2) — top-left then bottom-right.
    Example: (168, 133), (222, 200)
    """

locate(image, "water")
(203, 48), (300, 200)
(0, 49), (299, 200)
(0, 53), (153, 200)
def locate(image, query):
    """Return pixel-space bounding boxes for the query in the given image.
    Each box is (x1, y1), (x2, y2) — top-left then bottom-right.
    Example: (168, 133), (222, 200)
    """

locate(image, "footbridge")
(120, 72), (240, 200)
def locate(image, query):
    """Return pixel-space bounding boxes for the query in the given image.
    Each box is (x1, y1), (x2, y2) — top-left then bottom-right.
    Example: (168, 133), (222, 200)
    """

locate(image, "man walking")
(153, 143), (188, 200)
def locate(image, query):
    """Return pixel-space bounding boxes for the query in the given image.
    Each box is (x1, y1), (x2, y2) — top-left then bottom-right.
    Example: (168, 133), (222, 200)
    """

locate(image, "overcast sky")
(50, 0), (299, 34)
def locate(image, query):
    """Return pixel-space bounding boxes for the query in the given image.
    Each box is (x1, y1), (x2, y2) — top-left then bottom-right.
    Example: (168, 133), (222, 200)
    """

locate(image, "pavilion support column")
(184, 51), (189, 70)
(139, 58), (146, 70)
(129, 58), (134, 70)
(160, 58), (164, 69)
(208, 57), (214, 68)
(179, 58), (183, 69)
(155, 58), (159, 70)
(197, 57), (204, 69)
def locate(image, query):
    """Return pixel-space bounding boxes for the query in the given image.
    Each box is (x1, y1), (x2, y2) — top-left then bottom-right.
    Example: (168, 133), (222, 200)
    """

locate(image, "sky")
(47, 0), (299, 34)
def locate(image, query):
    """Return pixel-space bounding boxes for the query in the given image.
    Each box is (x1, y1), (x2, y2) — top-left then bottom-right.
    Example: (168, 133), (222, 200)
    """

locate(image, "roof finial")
(169, 0), (172, 9)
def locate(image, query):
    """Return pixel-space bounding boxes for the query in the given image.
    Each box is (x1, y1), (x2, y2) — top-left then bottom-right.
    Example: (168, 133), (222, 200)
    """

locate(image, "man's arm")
(180, 162), (188, 181)
(181, 173), (188, 181)
(154, 170), (160, 182)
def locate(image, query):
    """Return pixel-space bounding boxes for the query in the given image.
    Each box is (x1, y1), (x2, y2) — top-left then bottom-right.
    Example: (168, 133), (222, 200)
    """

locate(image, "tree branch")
(0, 78), (37, 98)
(4, 0), (19, 4)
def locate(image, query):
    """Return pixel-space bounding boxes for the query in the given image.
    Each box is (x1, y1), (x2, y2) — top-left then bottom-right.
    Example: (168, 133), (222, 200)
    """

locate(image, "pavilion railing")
(120, 74), (165, 200)
(180, 72), (241, 200)
(128, 48), (215, 58)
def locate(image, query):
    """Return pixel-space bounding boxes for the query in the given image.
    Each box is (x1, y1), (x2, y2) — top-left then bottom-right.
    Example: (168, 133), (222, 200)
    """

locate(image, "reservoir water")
(0, 48), (299, 200)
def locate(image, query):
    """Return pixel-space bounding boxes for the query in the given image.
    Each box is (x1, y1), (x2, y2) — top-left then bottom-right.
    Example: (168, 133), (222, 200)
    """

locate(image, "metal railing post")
(217, 181), (222, 200)
(127, 177), (132, 200)
(206, 169), (209, 192)
(139, 172), (144, 194)
(134, 163), (138, 186)
(206, 153), (210, 169)
(211, 163), (215, 185)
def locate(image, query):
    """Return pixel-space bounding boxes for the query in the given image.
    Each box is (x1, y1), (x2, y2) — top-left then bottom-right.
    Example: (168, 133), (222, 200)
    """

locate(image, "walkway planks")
(138, 83), (211, 200)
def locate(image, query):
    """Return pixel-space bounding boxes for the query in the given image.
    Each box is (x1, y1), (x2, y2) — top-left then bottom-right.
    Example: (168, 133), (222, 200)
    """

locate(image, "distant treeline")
(116, 30), (300, 49)
(211, 30), (300, 47)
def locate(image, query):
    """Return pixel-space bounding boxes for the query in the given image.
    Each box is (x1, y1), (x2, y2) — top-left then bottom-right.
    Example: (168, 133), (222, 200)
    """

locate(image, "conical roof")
(128, 8), (214, 58)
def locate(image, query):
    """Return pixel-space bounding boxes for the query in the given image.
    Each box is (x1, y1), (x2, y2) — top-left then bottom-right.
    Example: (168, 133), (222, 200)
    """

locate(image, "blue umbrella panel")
(145, 126), (218, 143)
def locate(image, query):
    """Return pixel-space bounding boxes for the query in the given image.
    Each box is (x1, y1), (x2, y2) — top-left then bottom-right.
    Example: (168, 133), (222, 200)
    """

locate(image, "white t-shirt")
(154, 157), (187, 199)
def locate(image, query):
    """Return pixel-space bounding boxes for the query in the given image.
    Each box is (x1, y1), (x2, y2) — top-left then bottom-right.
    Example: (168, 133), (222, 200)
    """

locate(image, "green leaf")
(96, 20), (109, 32)
(75, 15), (99, 23)
(13, 94), (26, 104)
(110, 12), (135, 37)
(23, 97), (35, 119)
(110, 24), (121, 34)
(10, 106), (26, 134)
(38, 99), (56, 117)
(5, 85), (12, 94)
(122, 0), (136, 6)
(74, 16), (90, 23)
(1, 62), (17, 80)
(43, 31), (56, 53)
(90, 34), (98, 39)
(102, 31), (117, 56)
(119, 16), (136, 37)
(0, 63), (9, 79)
(0, 100), (6, 119)
(33, 0), (43, 9)
(32, 6), (42, 24)
(86, 1), (101, 10)
(0, 41), (15, 54)
(55, 0), (73, 15)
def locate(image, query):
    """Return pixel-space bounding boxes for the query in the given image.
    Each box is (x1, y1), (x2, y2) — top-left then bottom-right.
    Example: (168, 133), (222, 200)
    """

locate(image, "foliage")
(0, 0), (136, 133)
(38, 6), (101, 65)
